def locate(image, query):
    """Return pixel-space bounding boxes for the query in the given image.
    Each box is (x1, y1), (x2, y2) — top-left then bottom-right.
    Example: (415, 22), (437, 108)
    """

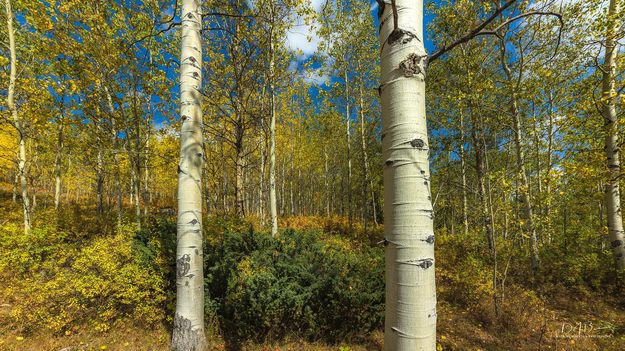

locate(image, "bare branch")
(429, 0), (517, 63)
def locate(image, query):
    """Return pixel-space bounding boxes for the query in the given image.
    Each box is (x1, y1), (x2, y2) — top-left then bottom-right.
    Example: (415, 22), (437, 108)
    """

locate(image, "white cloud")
(302, 69), (330, 85)
(285, 1), (327, 59)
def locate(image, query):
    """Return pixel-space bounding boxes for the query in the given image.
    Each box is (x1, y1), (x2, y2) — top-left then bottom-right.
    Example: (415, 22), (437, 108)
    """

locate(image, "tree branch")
(429, 0), (517, 63)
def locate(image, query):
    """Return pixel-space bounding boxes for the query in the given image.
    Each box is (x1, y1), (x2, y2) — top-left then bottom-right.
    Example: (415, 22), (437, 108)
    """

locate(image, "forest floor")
(1, 192), (624, 350)
(2, 287), (624, 351)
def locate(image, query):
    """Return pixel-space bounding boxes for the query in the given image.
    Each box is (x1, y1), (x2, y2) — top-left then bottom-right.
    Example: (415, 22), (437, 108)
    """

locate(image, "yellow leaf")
(16, 336), (24, 341)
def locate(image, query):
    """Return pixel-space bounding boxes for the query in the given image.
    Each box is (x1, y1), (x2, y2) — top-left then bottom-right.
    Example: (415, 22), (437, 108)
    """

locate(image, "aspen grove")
(1, 1), (625, 351)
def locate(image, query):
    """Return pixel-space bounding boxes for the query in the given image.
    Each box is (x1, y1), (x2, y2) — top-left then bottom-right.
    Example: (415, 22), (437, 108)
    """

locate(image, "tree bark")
(359, 82), (377, 230)
(171, 0), (207, 349)
(54, 122), (64, 211)
(104, 86), (123, 225)
(499, 38), (540, 274)
(459, 109), (468, 235)
(269, 24), (278, 237)
(601, 0), (625, 270)
(378, 1), (436, 349)
(5, 0), (31, 234)
(344, 69), (353, 233)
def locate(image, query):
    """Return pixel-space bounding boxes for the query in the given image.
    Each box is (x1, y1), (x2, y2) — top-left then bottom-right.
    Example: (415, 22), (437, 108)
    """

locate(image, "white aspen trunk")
(96, 145), (104, 215)
(499, 40), (539, 273)
(235, 138), (245, 215)
(54, 122), (64, 210)
(358, 83), (374, 231)
(5, 0), (31, 234)
(171, 0), (206, 349)
(344, 69), (353, 233)
(133, 155), (141, 229)
(259, 118), (265, 225)
(602, 0), (625, 270)
(459, 110), (468, 236)
(104, 86), (123, 225)
(324, 145), (330, 217)
(269, 25), (278, 237)
(378, 1), (436, 349)
(144, 135), (150, 216)
(131, 86), (142, 229)
(12, 170), (18, 203)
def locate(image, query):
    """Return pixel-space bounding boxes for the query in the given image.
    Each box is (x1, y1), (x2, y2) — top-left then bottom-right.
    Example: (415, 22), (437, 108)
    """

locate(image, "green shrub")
(203, 228), (384, 343)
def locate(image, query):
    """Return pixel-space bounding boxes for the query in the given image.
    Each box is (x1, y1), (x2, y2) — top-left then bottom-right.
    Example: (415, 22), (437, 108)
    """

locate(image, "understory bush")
(203, 228), (385, 344)
(0, 221), (169, 333)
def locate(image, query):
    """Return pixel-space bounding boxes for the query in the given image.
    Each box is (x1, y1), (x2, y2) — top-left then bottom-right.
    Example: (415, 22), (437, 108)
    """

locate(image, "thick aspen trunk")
(171, 0), (206, 349)
(6, 0), (31, 234)
(602, 0), (625, 270)
(378, 1), (436, 349)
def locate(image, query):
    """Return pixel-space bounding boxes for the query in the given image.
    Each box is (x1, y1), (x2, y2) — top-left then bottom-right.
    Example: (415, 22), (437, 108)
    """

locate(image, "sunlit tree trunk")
(359, 83), (375, 231)
(378, 1), (436, 349)
(344, 69), (353, 233)
(104, 86), (123, 226)
(602, 0), (625, 270)
(259, 116), (265, 225)
(499, 38), (540, 274)
(459, 110), (468, 236)
(96, 143), (104, 216)
(171, 0), (206, 349)
(54, 122), (64, 210)
(269, 24), (278, 237)
(5, 0), (31, 234)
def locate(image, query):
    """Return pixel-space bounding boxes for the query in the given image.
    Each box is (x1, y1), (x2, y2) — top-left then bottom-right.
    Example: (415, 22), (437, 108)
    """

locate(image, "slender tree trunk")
(500, 39), (540, 273)
(344, 69), (353, 233)
(234, 135), (245, 216)
(259, 117), (265, 225)
(324, 145), (330, 217)
(545, 91), (554, 243)
(459, 109), (468, 235)
(12, 170), (18, 203)
(172, 0), (206, 349)
(54, 122), (64, 210)
(6, 0), (31, 234)
(378, 1), (436, 349)
(144, 135), (150, 216)
(96, 146), (104, 216)
(359, 83), (375, 231)
(512, 94), (540, 273)
(104, 87), (123, 226)
(602, 0), (625, 270)
(269, 24), (278, 237)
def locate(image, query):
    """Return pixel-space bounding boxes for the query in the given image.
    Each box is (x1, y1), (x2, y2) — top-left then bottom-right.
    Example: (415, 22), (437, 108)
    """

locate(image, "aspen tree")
(171, 0), (207, 349)
(377, 0), (436, 349)
(601, 0), (625, 270)
(5, 0), (31, 234)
